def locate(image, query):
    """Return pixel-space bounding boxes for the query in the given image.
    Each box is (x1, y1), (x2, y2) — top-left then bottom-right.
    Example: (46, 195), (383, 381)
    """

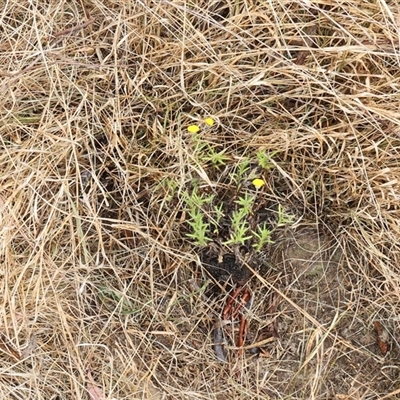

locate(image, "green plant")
(191, 132), (230, 168)
(184, 187), (214, 246)
(181, 143), (291, 249)
(158, 177), (179, 201)
(256, 150), (277, 169)
(98, 286), (144, 315)
(201, 146), (230, 167)
(252, 223), (274, 252)
(186, 207), (212, 246)
(211, 203), (224, 233)
(230, 157), (251, 185)
(223, 193), (255, 245)
(277, 204), (294, 226)
(235, 192), (254, 213)
(223, 218), (252, 245)
(185, 186), (214, 211)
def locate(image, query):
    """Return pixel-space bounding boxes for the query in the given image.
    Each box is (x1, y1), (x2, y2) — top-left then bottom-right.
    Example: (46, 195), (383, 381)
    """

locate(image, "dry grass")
(1, 0), (400, 398)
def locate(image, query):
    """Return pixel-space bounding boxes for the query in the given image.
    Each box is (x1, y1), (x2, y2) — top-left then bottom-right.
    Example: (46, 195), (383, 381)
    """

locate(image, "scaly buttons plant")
(188, 124), (200, 133)
(187, 117), (215, 133)
(204, 117), (215, 126)
(252, 178), (265, 189)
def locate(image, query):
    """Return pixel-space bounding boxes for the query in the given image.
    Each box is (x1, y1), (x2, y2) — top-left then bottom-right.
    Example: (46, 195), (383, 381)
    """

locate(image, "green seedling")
(213, 203), (224, 224)
(186, 208), (212, 246)
(157, 177), (179, 201)
(256, 150), (277, 169)
(98, 286), (140, 315)
(223, 193), (255, 245)
(211, 203), (224, 233)
(230, 157), (251, 185)
(235, 193), (254, 214)
(185, 187), (214, 212)
(192, 132), (208, 154)
(237, 158), (251, 176)
(201, 146), (230, 167)
(252, 223), (274, 252)
(277, 204), (294, 226)
(184, 187), (214, 245)
(229, 193), (254, 225)
(224, 219), (252, 245)
(191, 133), (230, 167)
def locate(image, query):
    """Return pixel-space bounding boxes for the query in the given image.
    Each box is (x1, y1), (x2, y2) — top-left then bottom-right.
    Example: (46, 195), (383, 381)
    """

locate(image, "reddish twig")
(0, 332), (20, 361)
(237, 314), (248, 356)
(222, 286), (252, 320)
(222, 286), (243, 320)
(219, 286), (252, 359)
(374, 321), (390, 356)
(232, 287), (251, 320)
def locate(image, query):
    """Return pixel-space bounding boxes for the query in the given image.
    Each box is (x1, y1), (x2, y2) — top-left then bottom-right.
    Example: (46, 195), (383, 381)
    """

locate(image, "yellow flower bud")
(204, 117), (215, 126)
(187, 124), (200, 133)
(252, 178), (265, 189)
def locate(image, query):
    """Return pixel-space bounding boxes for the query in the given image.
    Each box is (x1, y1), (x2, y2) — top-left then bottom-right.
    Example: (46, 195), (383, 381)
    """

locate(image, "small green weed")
(191, 133), (230, 168)
(223, 193), (255, 245)
(184, 186), (214, 246)
(277, 204), (294, 226)
(181, 123), (292, 251)
(252, 223), (274, 252)
(230, 158), (251, 184)
(256, 150), (277, 169)
(186, 207), (212, 246)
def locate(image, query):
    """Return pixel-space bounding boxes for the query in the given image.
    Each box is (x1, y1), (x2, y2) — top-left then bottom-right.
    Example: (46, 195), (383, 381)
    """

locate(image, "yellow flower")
(187, 124), (200, 133)
(204, 117), (215, 126)
(252, 178), (265, 189)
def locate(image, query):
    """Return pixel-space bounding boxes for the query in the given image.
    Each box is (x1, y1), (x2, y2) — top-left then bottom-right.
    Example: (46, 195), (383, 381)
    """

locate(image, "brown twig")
(51, 18), (95, 42)
(222, 286), (243, 320)
(237, 314), (248, 355)
(374, 321), (390, 356)
(0, 333), (21, 361)
(219, 286), (252, 358)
